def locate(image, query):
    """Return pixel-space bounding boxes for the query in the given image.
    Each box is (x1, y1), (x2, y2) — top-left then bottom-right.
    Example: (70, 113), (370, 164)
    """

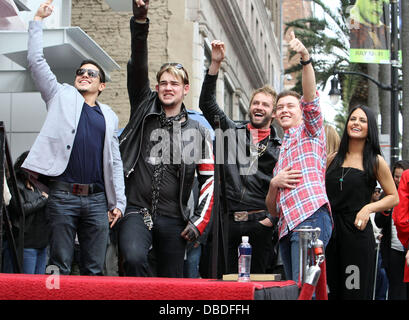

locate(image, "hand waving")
(208, 40), (225, 75)
(34, 0), (54, 21)
(288, 30), (309, 60)
(211, 40), (225, 64)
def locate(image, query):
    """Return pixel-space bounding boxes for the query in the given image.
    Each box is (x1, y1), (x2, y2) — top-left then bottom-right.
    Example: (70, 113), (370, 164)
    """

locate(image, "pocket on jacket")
(30, 135), (60, 170)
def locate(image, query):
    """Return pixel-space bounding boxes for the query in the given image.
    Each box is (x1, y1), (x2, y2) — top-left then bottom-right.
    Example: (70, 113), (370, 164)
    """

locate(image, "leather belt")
(49, 180), (104, 196)
(233, 210), (266, 222)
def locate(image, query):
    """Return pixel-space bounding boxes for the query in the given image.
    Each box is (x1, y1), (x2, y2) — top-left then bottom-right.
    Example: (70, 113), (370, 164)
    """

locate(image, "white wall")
(0, 0), (70, 162)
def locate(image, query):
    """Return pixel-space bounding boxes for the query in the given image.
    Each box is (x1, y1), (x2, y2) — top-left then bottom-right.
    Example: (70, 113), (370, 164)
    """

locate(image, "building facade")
(282, 0), (313, 90)
(72, 0), (283, 127)
(1, 0), (283, 159)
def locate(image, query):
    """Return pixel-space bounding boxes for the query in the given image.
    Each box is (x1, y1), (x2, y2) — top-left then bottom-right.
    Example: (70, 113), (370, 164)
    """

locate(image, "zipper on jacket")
(179, 163), (187, 221)
(125, 112), (159, 178)
(119, 128), (133, 146)
(125, 168), (134, 178)
(239, 138), (270, 204)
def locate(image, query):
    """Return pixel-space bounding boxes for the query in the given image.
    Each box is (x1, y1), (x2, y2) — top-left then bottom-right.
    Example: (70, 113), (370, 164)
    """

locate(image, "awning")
(0, 27), (120, 92)
(13, 0), (30, 12)
(104, 0), (132, 12)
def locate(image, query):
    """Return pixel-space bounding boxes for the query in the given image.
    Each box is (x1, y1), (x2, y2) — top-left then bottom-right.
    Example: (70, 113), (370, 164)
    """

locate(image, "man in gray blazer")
(22, 0), (126, 276)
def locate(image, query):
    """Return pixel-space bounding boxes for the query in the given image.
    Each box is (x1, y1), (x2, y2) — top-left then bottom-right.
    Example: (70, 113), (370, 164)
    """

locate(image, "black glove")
(181, 222), (200, 242)
(133, 0), (149, 20)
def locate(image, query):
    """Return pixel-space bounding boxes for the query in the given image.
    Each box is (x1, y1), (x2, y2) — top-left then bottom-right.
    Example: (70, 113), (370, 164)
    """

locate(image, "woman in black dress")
(325, 105), (398, 300)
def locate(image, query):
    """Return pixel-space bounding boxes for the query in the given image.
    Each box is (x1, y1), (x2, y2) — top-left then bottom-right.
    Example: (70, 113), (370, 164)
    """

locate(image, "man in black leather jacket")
(199, 41), (281, 275)
(117, 0), (214, 277)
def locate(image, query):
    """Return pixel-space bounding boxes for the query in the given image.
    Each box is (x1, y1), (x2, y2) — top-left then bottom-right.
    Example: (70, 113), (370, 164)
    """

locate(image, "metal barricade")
(0, 121), (24, 273)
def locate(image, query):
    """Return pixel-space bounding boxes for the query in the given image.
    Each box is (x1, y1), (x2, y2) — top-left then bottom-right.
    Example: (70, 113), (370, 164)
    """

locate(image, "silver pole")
(298, 226), (312, 285)
(373, 241), (381, 300)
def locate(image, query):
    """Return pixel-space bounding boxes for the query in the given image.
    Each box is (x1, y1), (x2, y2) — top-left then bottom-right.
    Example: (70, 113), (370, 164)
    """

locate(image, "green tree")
(284, 0), (370, 132)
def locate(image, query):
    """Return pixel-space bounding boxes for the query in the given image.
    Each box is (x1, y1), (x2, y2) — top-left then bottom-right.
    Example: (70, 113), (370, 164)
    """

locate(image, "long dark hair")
(392, 160), (409, 176)
(327, 105), (381, 181)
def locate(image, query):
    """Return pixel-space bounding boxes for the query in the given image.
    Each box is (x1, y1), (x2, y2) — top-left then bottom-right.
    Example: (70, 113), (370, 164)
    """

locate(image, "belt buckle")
(234, 211), (249, 222)
(72, 184), (89, 196)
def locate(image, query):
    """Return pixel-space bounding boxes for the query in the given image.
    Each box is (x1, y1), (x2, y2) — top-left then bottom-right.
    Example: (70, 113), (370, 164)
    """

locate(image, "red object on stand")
(297, 260), (328, 300)
(315, 260), (328, 300)
(298, 283), (315, 300)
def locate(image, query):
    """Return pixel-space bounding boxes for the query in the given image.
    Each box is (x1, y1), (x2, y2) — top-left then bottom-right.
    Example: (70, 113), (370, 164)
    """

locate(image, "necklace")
(339, 167), (352, 191)
(255, 135), (270, 158)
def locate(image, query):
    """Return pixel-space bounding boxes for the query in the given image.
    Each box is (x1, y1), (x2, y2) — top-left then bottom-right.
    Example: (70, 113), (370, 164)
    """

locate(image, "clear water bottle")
(238, 236), (252, 282)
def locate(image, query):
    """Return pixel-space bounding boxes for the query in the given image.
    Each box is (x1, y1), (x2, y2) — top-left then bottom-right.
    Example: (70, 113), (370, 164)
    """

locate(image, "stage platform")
(0, 273), (298, 300)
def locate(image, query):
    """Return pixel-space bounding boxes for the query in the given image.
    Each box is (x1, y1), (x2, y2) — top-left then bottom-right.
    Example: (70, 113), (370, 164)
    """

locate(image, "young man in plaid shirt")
(265, 31), (332, 282)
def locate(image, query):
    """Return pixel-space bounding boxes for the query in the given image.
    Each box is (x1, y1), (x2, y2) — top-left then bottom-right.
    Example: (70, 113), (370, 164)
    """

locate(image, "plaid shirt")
(273, 93), (330, 239)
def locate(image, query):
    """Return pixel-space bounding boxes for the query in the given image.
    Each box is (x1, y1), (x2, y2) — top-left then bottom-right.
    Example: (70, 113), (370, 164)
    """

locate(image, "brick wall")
(71, 0), (170, 128)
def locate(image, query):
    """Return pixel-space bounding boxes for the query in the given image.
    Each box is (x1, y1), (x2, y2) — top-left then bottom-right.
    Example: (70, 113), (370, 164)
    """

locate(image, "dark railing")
(0, 121), (24, 273)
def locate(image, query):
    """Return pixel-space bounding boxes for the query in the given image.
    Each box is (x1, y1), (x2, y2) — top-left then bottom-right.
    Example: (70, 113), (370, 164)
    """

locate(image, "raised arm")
(127, 0), (151, 116)
(288, 31), (322, 136)
(199, 40), (235, 130)
(208, 40), (225, 76)
(288, 31), (316, 102)
(27, 0), (60, 104)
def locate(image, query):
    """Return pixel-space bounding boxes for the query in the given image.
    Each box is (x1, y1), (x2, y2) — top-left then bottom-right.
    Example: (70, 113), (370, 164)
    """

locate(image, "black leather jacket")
(9, 180), (48, 248)
(199, 73), (281, 213)
(119, 18), (214, 234)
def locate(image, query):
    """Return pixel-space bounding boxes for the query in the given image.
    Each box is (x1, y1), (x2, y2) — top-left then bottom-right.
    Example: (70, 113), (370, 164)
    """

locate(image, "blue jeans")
(23, 247), (47, 274)
(279, 206), (332, 282)
(46, 190), (109, 275)
(375, 251), (389, 300)
(184, 244), (202, 278)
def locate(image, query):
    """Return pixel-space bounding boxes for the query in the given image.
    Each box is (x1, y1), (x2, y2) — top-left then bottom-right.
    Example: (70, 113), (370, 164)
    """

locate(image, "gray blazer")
(22, 20), (126, 214)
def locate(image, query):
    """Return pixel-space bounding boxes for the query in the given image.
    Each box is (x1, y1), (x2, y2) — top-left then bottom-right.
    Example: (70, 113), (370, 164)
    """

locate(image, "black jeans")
(118, 210), (187, 277)
(387, 248), (409, 300)
(227, 215), (275, 274)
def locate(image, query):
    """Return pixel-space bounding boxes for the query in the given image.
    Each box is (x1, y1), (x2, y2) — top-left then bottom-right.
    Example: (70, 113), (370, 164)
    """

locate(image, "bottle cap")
(242, 236), (249, 243)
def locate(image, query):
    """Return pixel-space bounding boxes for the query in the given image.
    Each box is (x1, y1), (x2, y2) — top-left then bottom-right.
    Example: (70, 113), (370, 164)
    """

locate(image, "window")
(239, 101), (247, 121)
(251, 4), (254, 35)
(203, 45), (211, 76)
(224, 78), (234, 119)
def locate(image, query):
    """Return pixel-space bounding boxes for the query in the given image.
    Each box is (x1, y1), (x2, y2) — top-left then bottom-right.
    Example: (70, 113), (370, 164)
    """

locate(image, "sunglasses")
(76, 68), (100, 79)
(160, 62), (184, 70)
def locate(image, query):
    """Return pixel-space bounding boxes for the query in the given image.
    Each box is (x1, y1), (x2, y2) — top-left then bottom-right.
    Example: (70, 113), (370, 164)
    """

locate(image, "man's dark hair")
(79, 59), (106, 83)
(392, 160), (409, 176)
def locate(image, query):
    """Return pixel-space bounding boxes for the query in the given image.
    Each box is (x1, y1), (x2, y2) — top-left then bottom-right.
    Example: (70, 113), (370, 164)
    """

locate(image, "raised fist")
(133, 0), (149, 21)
